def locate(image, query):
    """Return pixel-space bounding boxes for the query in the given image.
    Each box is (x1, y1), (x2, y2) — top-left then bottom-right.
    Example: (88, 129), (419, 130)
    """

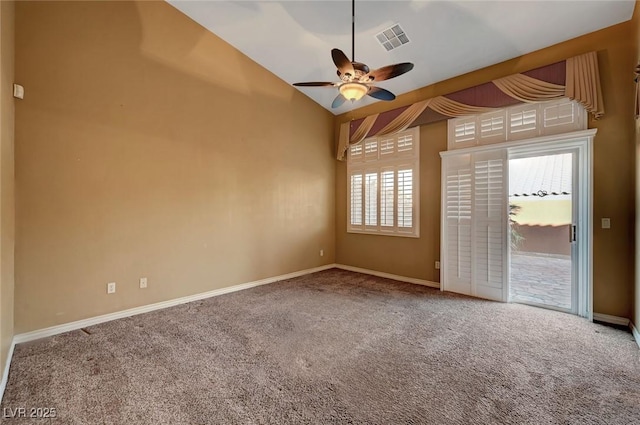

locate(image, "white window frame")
(347, 127), (420, 238)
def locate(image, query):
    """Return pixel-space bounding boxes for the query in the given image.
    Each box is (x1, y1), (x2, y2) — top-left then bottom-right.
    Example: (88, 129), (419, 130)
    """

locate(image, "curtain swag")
(337, 51), (605, 160)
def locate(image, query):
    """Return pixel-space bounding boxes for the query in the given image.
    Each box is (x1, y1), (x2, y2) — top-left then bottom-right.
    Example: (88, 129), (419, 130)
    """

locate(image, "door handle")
(569, 224), (577, 243)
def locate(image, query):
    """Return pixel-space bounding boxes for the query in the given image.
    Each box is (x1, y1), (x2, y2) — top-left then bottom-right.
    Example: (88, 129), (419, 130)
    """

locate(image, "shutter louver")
(510, 109), (537, 133)
(365, 173), (378, 226)
(455, 122), (476, 142)
(350, 173), (363, 227)
(380, 138), (395, 156)
(349, 143), (364, 162)
(397, 134), (414, 154)
(480, 112), (506, 143)
(380, 170), (395, 227)
(397, 169), (413, 229)
(544, 100), (577, 129)
(365, 140), (378, 160)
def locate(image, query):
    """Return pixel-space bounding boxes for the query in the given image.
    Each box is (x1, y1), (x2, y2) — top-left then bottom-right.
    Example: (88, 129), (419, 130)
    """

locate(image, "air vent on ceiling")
(375, 24), (410, 52)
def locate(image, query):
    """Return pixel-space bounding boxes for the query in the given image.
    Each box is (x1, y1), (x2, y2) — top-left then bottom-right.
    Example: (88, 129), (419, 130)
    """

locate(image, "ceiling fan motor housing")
(337, 62), (371, 82)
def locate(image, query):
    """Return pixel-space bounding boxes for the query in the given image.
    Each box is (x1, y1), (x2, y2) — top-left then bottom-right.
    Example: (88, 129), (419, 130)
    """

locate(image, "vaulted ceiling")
(167, 1), (636, 115)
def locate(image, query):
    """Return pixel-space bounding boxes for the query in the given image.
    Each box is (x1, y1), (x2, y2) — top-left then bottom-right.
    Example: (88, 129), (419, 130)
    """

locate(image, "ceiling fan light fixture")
(339, 82), (368, 102)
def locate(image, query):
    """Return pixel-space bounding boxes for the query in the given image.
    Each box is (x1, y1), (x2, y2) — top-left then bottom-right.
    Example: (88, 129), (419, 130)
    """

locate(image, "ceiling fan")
(293, 0), (414, 109)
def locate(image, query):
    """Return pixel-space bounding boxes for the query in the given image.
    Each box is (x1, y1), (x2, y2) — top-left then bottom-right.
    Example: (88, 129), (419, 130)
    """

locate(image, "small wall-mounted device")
(13, 84), (24, 100)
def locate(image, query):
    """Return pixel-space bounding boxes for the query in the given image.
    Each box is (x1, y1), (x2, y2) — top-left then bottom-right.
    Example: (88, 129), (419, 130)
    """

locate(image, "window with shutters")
(447, 98), (586, 150)
(347, 128), (419, 237)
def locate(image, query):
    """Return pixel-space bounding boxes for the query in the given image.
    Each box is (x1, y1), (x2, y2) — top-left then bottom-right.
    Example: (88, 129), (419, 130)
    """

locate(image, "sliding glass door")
(441, 133), (593, 318)
(508, 151), (577, 313)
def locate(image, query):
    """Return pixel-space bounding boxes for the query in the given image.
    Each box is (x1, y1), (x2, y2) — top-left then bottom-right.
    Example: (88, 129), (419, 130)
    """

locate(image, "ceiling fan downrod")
(351, 0), (355, 63)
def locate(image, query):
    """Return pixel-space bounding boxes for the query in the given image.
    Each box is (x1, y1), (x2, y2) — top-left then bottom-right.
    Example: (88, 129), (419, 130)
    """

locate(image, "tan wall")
(0, 1), (15, 376)
(634, 0), (640, 328)
(14, 1), (336, 333)
(336, 19), (637, 317)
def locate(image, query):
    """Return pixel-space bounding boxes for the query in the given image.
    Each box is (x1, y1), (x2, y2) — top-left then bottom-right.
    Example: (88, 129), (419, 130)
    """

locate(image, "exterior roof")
(509, 153), (572, 198)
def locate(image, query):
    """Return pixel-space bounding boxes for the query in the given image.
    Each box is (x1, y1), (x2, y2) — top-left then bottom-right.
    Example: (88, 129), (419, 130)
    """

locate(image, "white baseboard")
(13, 264), (337, 345)
(631, 322), (640, 349)
(0, 339), (16, 404)
(335, 264), (440, 289)
(592, 313), (631, 327)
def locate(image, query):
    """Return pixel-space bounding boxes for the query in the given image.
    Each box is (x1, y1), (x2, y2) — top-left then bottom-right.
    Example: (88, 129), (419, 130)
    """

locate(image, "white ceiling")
(167, 0), (635, 115)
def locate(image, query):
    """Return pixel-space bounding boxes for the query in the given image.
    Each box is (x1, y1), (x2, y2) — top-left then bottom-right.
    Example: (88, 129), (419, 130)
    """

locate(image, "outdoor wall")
(14, 1), (335, 333)
(512, 225), (571, 257)
(510, 198), (571, 256)
(336, 17), (637, 318)
(0, 0), (15, 378)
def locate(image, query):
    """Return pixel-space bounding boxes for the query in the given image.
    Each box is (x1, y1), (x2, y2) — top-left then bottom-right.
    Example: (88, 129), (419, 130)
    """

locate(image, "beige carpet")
(2, 269), (639, 424)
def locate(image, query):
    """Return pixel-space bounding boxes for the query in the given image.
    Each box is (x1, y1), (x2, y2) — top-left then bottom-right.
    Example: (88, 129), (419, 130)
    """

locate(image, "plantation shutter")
(441, 150), (508, 302)
(349, 173), (363, 228)
(365, 173), (378, 227)
(472, 150), (508, 301)
(347, 128), (419, 237)
(397, 168), (413, 229)
(442, 154), (473, 295)
(380, 169), (395, 228)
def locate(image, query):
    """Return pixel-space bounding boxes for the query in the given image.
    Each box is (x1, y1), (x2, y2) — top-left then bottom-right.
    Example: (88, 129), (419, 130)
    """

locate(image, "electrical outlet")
(107, 282), (116, 294)
(139, 277), (147, 289)
(435, 261), (440, 270)
(601, 218), (611, 229)
(320, 249), (324, 257)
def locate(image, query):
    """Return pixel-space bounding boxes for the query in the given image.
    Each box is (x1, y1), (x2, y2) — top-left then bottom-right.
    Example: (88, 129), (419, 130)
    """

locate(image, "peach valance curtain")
(337, 51), (605, 160)
(565, 52), (605, 119)
(492, 74), (566, 103)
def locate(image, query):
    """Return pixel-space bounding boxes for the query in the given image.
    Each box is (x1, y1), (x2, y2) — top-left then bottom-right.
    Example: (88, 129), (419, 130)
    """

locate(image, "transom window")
(447, 98), (586, 150)
(347, 128), (420, 237)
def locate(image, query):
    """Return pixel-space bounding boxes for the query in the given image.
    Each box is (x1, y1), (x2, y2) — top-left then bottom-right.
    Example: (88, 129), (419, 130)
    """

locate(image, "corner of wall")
(632, 321), (640, 348)
(0, 0), (16, 390)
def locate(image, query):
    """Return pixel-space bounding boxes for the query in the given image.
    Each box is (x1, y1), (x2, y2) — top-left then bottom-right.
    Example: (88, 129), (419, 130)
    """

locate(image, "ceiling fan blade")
(331, 48), (355, 77)
(366, 63), (414, 82)
(368, 86), (396, 101)
(332, 93), (347, 108)
(293, 82), (336, 87)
